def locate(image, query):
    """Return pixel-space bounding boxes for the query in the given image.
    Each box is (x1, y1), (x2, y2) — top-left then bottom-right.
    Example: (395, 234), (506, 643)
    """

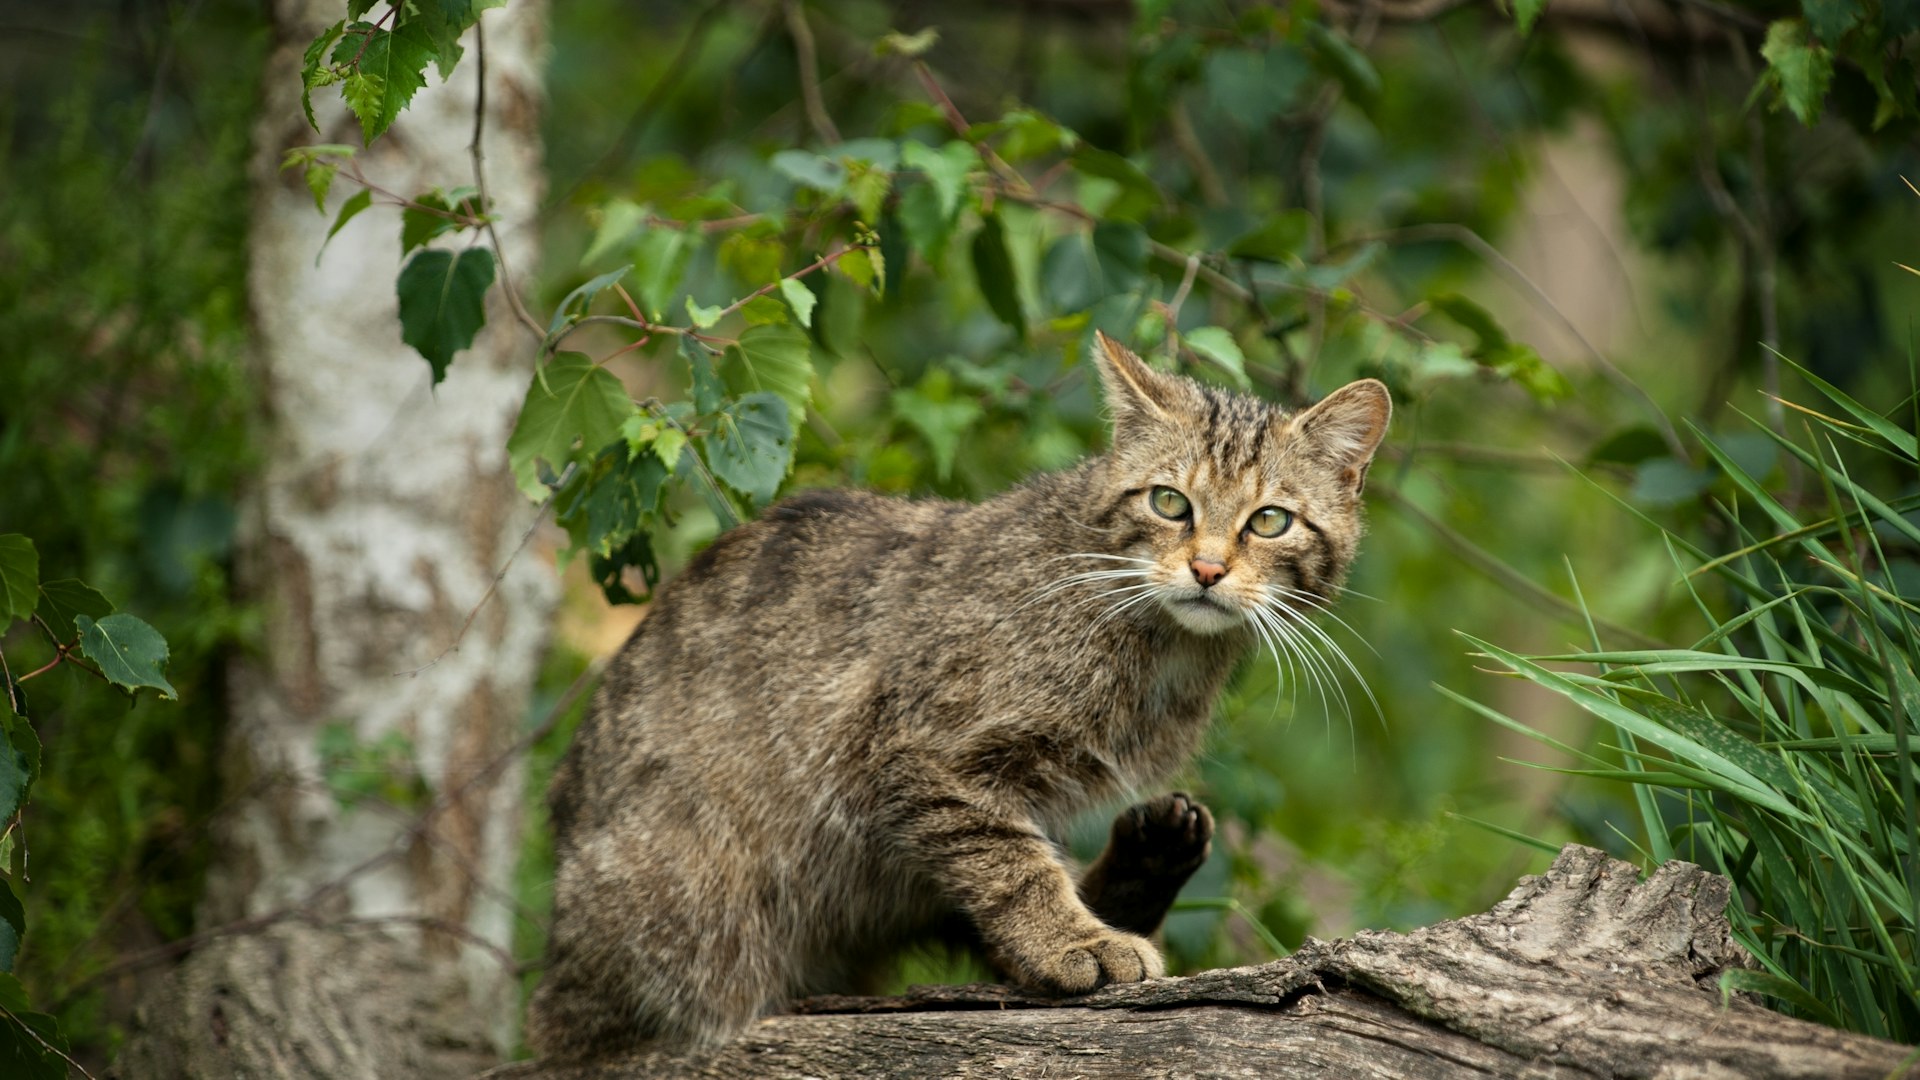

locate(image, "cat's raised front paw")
(1109, 791), (1213, 879)
(1028, 928), (1165, 995)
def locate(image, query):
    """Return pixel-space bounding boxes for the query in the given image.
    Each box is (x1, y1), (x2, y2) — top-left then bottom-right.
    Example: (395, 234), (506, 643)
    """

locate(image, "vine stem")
(469, 19), (546, 344)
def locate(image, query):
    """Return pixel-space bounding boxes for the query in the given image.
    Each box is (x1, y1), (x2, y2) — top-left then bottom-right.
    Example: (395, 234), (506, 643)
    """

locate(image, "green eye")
(1247, 507), (1292, 538)
(1149, 486), (1190, 520)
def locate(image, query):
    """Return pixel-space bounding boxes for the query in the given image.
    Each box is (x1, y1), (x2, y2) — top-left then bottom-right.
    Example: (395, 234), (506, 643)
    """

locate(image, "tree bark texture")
(117, 2), (553, 1077)
(487, 846), (1919, 1080)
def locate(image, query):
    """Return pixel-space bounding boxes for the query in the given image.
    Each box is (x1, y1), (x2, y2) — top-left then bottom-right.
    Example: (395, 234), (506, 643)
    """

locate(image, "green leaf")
(1488, 343), (1571, 401)
(652, 427), (688, 473)
(0, 538), (36, 627)
(898, 180), (955, 266)
(0, 879), (21, 974)
(836, 249), (885, 297)
(1070, 147), (1161, 221)
(846, 161), (892, 225)
(400, 186), (480, 254)
(304, 160), (337, 213)
(981, 109), (1078, 162)
(396, 248), (495, 384)
(581, 198), (649, 269)
(300, 20), (347, 130)
(333, 20), (437, 143)
(75, 613), (178, 699)
(506, 353), (639, 500)
(779, 278), (818, 328)
(1761, 20), (1833, 125)
(0, 973), (68, 1080)
(1801, 0), (1859, 45)
(1091, 221), (1146, 294)
(892, 369), (983, 480)
(3, 709), (36, 801)
(972, 213), (1026, 338)
(1183, 327), (1251, 388)
(722, 325), (814, 433)
(682, 337), (727, 415)
(0, 719), (27, 822)
(771, 149), (846, 193)
(1229, 211), (1313, 262)
(706, 393), (794, 502)
(321, 188), (375, 256)
(1513, 0), (1548, 34)
(340, 71), (387, 142)
(901, 140), (975, 221)
(556, 442), (669, 559)
(630, 226), (695, 317)
(546, 265), (632, 336)
(1427, 292), (1511, 351)
(876, 27), (940, 57)
(1305, 23), (1380, 108)
(685, 296), (725, 329)
(35, 579), (110, 643)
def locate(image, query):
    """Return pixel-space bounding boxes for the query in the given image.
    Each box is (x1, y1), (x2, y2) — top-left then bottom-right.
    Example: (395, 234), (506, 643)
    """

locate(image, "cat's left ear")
(1294, 379), (1392, 493)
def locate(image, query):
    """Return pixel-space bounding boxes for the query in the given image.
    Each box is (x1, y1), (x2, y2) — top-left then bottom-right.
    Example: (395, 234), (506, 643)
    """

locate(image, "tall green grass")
(1452, 363), (1920, 1040)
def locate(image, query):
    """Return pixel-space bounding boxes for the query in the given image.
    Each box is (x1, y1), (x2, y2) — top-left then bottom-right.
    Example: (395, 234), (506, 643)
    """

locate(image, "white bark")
(118, 2), (555, 1076)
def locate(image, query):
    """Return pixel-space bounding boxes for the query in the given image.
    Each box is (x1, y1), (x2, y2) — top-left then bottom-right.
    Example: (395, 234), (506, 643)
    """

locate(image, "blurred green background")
(3, 0), (1917, 1064)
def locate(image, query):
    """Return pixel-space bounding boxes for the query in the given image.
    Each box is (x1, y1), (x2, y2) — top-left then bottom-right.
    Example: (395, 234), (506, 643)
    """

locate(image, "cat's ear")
(1293, 379), (1391, 493)
(1091, 331), (1184, 436)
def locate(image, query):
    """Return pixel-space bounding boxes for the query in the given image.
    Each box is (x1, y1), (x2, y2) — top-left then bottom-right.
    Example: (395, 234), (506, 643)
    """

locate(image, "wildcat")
(526, 331), (1389, 1055)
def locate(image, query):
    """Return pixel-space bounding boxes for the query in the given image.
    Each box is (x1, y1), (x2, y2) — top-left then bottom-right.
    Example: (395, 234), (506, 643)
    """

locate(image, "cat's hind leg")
(1077, 792), (1214, 935)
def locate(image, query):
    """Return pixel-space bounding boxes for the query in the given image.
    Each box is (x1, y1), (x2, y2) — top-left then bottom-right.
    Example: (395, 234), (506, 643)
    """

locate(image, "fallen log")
(487, 845), (1915, 1078)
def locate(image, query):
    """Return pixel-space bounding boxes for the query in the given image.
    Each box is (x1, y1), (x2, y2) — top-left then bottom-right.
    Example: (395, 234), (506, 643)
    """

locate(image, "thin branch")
(0, 1001), (97, 1080)
(547, 0), (731, 212)
(469, 19), (546, 343)
(1342, 223), (1687, 458)
(52, 663), (603, 1009)
(708, 243), (872, 324)
(393, 464), (571, 678)
(912, 60), (1033, 197)
(1375, 485), (1670, 650)
(782, 0), (840, 145)
(1167, 100), (1228, 208)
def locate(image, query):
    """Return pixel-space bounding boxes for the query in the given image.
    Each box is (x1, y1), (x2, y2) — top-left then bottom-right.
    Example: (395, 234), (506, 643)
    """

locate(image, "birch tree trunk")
(118, 3), (554, 1077)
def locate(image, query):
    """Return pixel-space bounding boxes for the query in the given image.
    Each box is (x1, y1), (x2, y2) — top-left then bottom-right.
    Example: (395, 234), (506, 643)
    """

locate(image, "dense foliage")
(3, 0), (1917, 1068)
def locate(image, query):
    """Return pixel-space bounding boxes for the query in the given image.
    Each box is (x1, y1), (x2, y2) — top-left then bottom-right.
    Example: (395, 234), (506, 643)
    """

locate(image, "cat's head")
(1085, 331), (1389, 636)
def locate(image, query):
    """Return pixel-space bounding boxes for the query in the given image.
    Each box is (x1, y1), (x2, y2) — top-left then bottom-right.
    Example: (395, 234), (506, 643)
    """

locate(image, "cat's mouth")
(1162, 589), (1244, 634)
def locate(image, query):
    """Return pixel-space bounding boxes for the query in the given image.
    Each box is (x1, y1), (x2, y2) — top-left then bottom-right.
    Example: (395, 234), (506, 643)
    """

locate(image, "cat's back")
(556, 487), (996, 817)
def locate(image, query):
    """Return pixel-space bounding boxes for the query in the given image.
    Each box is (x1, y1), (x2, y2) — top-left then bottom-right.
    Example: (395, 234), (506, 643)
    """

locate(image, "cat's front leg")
(885, 775), (1165, 995)
(1078, 791), (1214, 935)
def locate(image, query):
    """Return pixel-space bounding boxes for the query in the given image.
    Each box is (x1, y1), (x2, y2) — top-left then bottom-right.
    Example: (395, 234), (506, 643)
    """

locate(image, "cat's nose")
(1190, 558), (1227, 588)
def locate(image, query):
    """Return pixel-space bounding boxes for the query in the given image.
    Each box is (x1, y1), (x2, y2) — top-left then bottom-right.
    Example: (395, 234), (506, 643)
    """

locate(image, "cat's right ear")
(1091, 331), (1183, 437)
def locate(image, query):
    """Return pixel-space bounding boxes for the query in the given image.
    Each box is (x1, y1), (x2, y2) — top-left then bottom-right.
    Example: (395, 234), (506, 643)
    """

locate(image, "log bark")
(115, 3), (553, 1077)
(487, 846), (1919, 1080)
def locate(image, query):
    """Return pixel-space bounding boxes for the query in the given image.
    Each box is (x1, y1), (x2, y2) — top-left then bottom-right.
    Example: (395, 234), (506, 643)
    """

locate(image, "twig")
(782, 0), (840, 145)
(1341, 222), (1687, 458)
(393, 466), (569, 678)
(53, 663), (603, 1008)
(547, 0), (731, 212)
(1375, 485), (1670, 649)
(644, 396), (741, 530)
(0, 1001), (97, 1079)
(708, 243), (871, 324)
(1167, 100), (1228, 208)
(469, 19), (546, 343)
(912, 60), (1033, 197)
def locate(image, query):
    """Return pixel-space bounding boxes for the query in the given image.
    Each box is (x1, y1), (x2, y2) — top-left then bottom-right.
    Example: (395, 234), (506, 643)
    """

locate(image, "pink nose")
(1190, 559), (1227, 588)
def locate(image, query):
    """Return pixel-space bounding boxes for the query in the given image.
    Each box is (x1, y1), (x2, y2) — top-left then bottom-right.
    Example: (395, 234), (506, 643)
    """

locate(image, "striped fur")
(526, 332), (1389, 1056)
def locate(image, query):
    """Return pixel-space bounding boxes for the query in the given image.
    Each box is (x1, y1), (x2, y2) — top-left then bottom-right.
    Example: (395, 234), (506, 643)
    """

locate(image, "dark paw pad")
(1108, 792), (1213, 880)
